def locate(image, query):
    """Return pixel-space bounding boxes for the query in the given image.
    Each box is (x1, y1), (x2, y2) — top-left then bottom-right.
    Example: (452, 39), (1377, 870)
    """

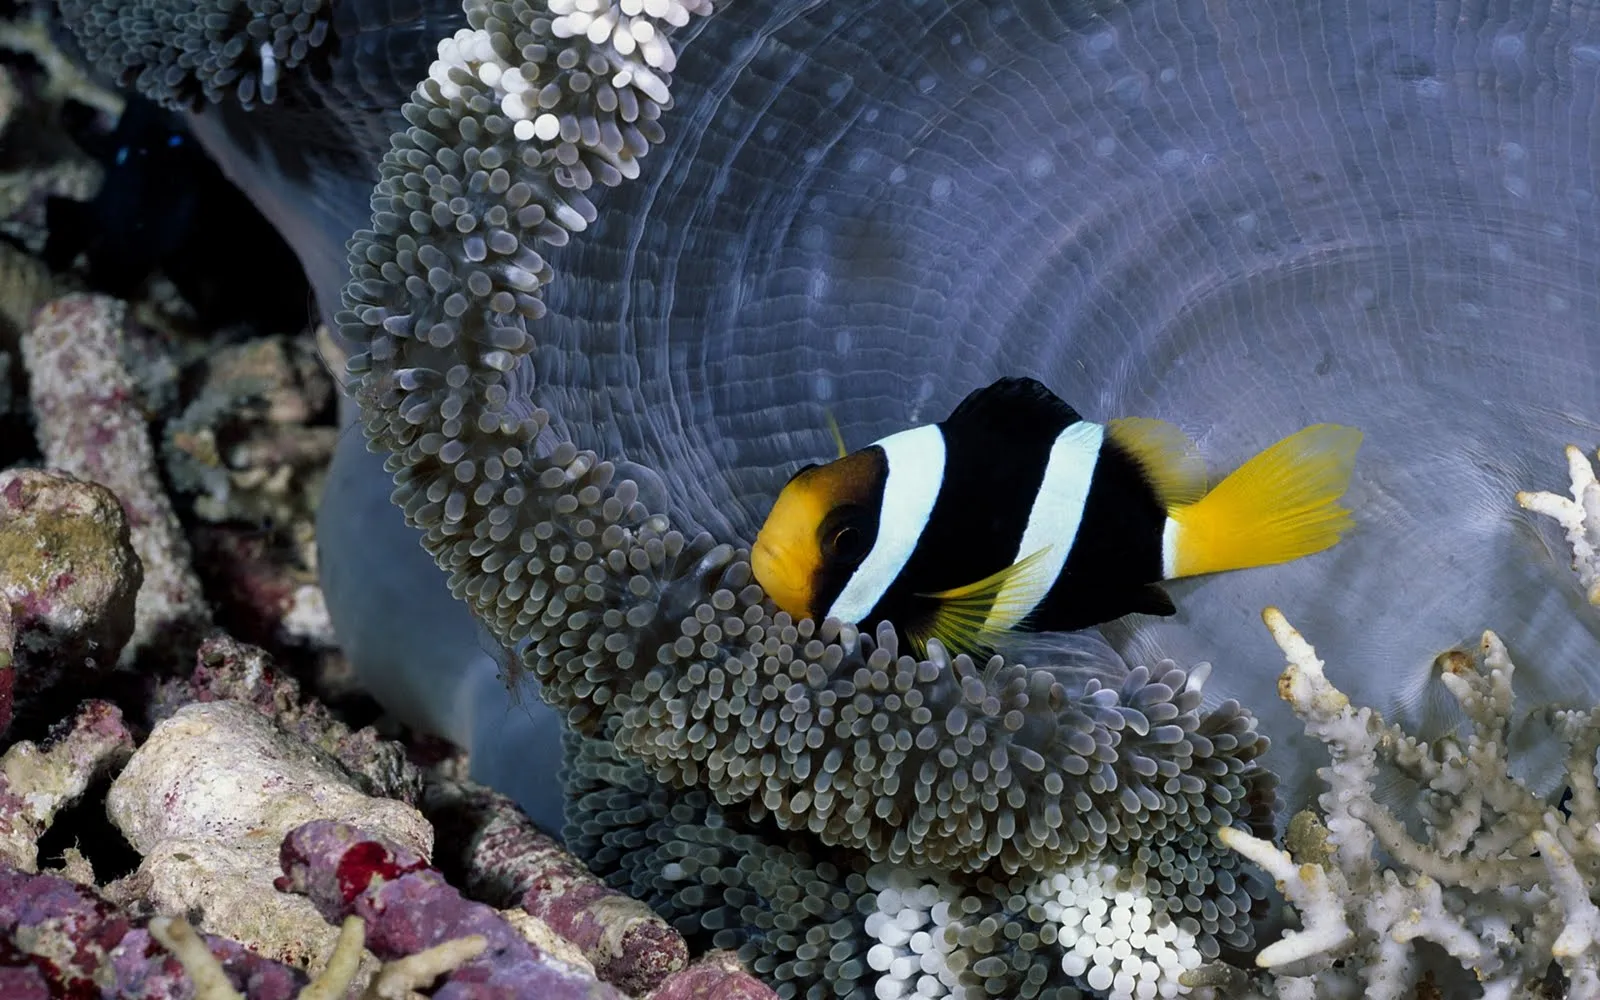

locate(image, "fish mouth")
(750, 538), (809, 618)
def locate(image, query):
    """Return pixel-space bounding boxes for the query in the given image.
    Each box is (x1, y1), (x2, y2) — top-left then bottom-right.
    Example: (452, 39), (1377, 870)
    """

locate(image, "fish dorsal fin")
(946, 377), (1083, 434)
(911, 546), (1056, 658)
(823, 408), (848, 459)
(1106, 417), (1209, 508)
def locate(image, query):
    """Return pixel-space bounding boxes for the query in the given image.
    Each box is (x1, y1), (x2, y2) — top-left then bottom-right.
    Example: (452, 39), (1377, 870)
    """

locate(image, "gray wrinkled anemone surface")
(512, 0), (1600, 787)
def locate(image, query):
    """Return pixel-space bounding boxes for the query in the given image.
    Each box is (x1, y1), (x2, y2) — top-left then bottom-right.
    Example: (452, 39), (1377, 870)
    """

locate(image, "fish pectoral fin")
(1129, 583), (1177, 617)
(913, 547), (1055, 658)
(1106, 416), (1209, 508)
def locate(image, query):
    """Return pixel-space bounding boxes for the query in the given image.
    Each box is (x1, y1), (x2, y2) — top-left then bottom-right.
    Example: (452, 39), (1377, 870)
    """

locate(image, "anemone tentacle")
(566, 706), (1272, 998)
(55, 0), (334, 108)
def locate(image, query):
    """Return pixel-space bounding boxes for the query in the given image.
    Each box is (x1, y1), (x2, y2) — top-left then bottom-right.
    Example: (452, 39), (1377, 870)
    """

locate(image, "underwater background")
(2, 1), (1600, 998)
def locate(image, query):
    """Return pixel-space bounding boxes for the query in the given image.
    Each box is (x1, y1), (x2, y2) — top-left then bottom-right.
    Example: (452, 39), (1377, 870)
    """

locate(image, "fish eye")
(827, 525), (865, 561)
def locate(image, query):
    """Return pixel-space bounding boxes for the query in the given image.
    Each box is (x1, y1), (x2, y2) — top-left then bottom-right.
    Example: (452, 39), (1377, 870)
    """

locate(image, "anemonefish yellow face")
(752, 450), (883, 619)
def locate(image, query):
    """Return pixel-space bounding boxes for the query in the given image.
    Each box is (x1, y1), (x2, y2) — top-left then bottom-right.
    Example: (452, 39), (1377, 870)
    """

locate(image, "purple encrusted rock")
(277, 819), (626, 999)
(645, 952), (781, 1000)
(108, 928), (307, 999)
(424, 777), (687, 993)
(0, 866), (308, 998)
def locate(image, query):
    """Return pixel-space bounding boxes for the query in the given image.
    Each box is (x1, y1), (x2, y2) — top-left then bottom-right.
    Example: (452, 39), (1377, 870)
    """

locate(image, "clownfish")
(751, 377), (1362, 657)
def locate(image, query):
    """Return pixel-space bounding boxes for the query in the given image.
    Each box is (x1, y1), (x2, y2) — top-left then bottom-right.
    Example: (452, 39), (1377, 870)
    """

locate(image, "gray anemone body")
(168, 0), (1598, 820)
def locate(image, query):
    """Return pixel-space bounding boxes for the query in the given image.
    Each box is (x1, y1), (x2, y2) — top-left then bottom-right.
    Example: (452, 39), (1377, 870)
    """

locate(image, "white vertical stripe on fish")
(985, 420), (1105, 631)
(826, 424), (946, 624)
(1161, 517), (1181, 579)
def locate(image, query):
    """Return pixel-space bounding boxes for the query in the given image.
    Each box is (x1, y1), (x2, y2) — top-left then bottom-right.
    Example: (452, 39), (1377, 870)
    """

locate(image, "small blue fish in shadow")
(44, 96), (202, 298)
(44, 94), (309, 329)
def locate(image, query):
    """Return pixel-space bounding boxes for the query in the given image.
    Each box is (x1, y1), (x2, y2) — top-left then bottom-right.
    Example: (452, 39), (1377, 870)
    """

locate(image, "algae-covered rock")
(0, 467), (141, 709)
(22, 294), (209, 663)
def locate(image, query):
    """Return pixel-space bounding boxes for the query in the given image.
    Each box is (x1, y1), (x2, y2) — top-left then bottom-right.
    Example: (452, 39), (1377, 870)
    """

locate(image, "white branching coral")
(1518, 443), (1600, 605)
(1213, 602), (1600, 1000)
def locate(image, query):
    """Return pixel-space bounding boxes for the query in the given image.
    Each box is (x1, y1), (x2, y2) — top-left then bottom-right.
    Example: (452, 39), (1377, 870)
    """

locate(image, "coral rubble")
(422, 773), (690, 993)
(105, 698), (432, 980)
(0, 698), (132, 872)
(1519, 444), (1600, 608)
(22, 293), (211, 661)
(1, 865), (312, 999)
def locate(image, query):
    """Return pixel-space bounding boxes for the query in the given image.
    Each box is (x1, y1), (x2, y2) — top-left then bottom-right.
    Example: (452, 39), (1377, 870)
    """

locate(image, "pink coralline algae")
(0, 865), (308, 999)
(645, 952), (786, 1000)
(277, 818), (628, 999)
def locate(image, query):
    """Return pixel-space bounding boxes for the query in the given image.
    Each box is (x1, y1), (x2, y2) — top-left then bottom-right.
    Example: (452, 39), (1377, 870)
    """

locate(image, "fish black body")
(864, 378), (1174, 638)
(753, 377), (1363, 658)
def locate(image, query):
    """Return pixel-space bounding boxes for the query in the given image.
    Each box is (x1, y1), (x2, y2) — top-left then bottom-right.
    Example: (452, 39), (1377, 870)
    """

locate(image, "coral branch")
(1538, 831), (1600, 999)
(297, 917), (366, 1000)
(147, 916), (246, 1000)
(364, 934), (488, 998)
(1517, 443), (1600, 604)
(1215, 826), (1351, 971)
(1229, 606), (1600, 998)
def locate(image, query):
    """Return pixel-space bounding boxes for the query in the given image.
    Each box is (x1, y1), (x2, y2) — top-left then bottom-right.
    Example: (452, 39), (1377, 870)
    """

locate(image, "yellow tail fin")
(1166, 424), (1363, 579)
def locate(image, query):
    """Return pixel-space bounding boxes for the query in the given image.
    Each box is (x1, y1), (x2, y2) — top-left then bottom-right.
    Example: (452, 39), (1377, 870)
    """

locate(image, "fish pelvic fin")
(911, 546), (1055, 658)
(1106, 416), (1208, 507)
(1164, 424), (1363, 579)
